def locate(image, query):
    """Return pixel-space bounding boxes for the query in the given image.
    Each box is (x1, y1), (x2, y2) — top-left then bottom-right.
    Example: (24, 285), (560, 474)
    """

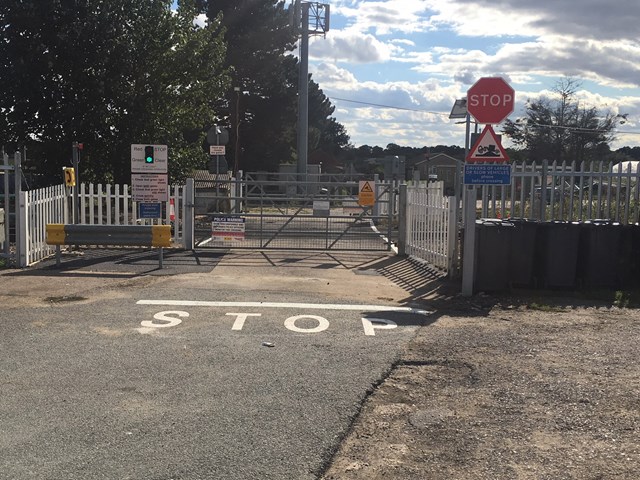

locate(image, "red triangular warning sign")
(466, 125), (509, 163)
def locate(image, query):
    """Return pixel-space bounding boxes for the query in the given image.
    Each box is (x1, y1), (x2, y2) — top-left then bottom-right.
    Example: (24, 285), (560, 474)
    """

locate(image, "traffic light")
(144, 145), (155, 164)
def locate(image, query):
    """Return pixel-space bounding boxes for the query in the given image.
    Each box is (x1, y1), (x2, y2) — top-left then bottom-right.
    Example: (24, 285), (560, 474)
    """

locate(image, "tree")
(197, 0), (297, 172)
(616, 146), (640, 161)
(0, 0), (229, 184)
(307, 78), (350, 155)
(198, 0), (350, 173)
(502, 78), (624, 168)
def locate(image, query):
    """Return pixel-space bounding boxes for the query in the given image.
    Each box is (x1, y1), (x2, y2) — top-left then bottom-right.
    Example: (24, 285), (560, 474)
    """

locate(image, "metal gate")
(193, 172), (397, 251)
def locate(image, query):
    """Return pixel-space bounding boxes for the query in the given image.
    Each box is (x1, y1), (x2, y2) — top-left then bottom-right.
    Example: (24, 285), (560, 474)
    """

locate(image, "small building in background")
(365, 155), (406, 181)
(412, 153), (462, 196)
(192, 169), (232, 214)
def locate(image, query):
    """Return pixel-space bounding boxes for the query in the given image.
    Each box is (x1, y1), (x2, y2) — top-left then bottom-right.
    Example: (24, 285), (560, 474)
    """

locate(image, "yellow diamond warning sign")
(358, 180), (375, 207)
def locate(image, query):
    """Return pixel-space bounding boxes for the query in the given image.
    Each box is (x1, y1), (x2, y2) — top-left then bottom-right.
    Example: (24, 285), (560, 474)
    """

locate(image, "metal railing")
(193, 173), (398, 251)
(478, 160), (640, 224)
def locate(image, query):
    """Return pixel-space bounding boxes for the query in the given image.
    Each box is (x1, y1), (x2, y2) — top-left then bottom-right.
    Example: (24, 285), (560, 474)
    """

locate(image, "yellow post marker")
(64, 167), (76, 187)
(151, 225), (172, 247)
(45, 224), (67, 245)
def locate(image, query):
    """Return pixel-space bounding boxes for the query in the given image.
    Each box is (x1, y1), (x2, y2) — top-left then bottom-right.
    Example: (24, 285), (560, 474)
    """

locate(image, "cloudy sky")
(303, 0), (640, 150)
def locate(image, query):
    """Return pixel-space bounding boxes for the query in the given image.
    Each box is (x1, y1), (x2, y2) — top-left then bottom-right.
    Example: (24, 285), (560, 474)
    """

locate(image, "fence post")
(373, 173), (380, 218)
(461, 185), (477, 296)
(447, 196), (457, 276)
(18, 190), (27, 267)
(2, 150), (10, 259)
(184, 178), (195, 249)
(397, 183), (407, 255)
(13, 151), (25, 267)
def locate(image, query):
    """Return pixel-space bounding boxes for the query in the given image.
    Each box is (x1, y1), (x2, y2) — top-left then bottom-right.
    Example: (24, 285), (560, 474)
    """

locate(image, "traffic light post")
(71, 142), (83, 224)
(130, 145), (169, 223)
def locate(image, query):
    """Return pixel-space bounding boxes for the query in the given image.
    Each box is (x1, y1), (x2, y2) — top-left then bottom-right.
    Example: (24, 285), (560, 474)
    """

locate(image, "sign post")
(462, 77), (515, 296)
(131, 144), (169, 219)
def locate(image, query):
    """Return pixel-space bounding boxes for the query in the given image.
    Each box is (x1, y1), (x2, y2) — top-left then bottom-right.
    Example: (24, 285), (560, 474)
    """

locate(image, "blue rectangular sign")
(464, 164), (512, 185)
(138, 202), (162, 219)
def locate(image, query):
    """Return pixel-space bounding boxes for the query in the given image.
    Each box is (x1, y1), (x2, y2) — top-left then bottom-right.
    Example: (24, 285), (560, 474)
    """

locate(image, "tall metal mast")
(291, 1), (330, 180)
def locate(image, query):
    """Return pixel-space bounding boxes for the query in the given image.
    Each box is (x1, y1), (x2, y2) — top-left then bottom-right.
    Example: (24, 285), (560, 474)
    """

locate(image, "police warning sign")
(211, 216), (245, 244)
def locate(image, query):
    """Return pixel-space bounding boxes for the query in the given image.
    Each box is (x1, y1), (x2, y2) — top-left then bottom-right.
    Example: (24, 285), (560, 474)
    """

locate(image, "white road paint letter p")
(362, 317), (398, 336)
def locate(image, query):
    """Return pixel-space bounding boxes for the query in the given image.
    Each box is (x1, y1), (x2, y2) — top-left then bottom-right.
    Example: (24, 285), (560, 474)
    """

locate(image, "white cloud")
(306, 0), (640, 148)
(332, 0), (434, 35)
(310, 31), (392, 63)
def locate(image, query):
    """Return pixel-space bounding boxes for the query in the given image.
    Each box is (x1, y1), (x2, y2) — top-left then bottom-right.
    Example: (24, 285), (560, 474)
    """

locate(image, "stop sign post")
(462, 77), (515, 297)
(466, 77), (515, 124)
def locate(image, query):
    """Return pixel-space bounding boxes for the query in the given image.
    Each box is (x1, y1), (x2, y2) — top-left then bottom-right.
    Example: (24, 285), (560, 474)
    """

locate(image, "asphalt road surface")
(0, 249), (434, 480)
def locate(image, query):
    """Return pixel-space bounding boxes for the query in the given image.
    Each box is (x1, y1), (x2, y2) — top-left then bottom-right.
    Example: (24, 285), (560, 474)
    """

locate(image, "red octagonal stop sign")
(466, 77), (515, 124)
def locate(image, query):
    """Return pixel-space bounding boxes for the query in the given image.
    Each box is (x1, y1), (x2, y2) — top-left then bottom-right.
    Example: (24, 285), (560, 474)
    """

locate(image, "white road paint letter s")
(227, 312), (262, 330)
(362, 317), (398, 336)
(284, 315), (330, 334)
(141, 310), (189, 328)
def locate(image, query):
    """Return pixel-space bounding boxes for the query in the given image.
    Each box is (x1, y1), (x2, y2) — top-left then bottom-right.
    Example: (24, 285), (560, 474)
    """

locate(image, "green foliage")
(526, 302), (566, 312)
(0, 0), (229, 184)
(614, 290), (630, 308)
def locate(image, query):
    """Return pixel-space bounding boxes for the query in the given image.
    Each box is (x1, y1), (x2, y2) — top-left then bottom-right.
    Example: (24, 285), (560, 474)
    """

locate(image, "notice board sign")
(138, 202), (162, 219)
(211, 216), (245, 244)
(464, 164), (511, 185)
(132, 173), (169, 202)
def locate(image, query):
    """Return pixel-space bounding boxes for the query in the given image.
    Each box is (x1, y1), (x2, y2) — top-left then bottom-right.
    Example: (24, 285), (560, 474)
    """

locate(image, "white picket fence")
(404, 181), (457, 272)
(22, 183), (188, 266)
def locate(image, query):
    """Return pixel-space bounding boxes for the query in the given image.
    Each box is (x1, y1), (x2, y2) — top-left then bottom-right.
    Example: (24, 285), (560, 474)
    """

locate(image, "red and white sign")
(466, 125), (509, 163)
(466, 77), (515, 124)
(209, 145), (226, 155)
(211, 216), (245, 244)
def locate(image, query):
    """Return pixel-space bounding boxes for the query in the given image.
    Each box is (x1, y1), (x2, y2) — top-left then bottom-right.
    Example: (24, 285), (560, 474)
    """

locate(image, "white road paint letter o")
(284, 315), (329, 334)
(141, 310), (188, 328)
(227, 312), (262, 330)
(362, 317), (398, 336)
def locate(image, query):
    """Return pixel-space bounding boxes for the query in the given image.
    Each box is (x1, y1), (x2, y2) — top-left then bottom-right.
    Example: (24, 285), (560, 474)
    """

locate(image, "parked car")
(582, 180), (627, 197)
(534, 181), (581, 203)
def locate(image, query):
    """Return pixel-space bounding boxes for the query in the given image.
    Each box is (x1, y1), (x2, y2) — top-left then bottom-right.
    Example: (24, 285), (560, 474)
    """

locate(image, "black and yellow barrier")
(46, 224), (172, 267)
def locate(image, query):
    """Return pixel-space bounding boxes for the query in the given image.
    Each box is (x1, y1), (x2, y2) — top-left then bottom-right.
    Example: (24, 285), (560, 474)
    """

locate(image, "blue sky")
(305, 0), (640, 150)
(183, 1), (640, 150)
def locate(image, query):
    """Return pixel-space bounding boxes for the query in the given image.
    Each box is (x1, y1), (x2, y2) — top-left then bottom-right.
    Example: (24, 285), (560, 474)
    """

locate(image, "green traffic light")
(144, 146), (154, 164)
